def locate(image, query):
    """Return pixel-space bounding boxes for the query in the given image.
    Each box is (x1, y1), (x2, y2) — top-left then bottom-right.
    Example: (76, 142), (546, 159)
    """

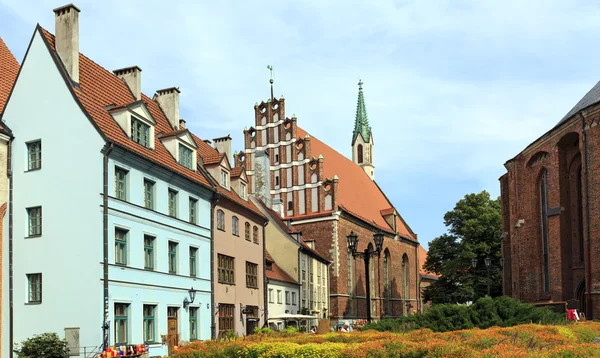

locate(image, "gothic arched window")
(540, 169), (550, 293)
(357, 144), (363, 164)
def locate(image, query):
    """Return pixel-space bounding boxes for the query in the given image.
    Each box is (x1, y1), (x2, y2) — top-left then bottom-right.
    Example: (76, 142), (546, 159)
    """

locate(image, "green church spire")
(352, 79), (372, 144)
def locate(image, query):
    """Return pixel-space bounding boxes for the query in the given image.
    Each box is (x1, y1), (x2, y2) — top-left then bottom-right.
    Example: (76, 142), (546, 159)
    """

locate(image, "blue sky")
(2, 0), (600, 249)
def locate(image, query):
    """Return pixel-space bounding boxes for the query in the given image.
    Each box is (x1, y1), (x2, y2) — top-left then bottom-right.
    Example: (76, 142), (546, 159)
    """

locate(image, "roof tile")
(266, 251), (298, 285)
(0, 37), (19, 130)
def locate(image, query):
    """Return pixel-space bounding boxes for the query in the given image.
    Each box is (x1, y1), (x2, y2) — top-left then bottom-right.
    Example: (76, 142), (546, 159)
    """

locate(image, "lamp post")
(471, 257), (504, 297)
(184, 287), (197, 308)
(347, 230), (385, 324)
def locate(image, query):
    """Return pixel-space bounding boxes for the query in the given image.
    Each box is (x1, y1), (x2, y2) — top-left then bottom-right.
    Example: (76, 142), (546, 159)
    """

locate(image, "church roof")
(556, 80), (600, 127)
(419, 246), (439, 280)
(351, 79), (372, 144)
(0, 36), (19, 135)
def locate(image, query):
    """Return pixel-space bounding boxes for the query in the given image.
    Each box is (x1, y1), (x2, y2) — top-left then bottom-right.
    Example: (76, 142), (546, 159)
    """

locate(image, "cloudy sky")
(2, 0), (599, 248)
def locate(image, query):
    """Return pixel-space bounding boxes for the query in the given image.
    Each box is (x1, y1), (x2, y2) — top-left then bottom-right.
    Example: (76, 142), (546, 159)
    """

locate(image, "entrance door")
(167, 307), (179, 353)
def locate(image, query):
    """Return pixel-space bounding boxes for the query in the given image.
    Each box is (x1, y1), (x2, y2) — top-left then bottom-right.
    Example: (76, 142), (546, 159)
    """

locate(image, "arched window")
(402, 254), (409, 299)
(347, 244), (356, 315)
(540, 169), (550, 293)
(245, 222), (251, 241)
(217, 210), (225, 231)
(232, 216), (239, 236)
(368, 243), (376, 317)
(384, 249), (391, 315)
(357, 144), (363, 164)
(253, 226), (259, 244)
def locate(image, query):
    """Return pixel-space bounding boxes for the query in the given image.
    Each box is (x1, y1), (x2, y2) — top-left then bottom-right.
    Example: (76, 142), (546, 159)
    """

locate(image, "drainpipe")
(262, 220), (269, 327)
(103, 142), (114, 349)
(8, 139), (13, 358)
(580, 114), (593, 319)
(210, 193), (219, 340)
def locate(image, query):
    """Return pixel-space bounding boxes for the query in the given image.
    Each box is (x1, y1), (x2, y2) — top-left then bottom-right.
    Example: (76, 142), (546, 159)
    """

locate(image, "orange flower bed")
(171, 322), (600, 357)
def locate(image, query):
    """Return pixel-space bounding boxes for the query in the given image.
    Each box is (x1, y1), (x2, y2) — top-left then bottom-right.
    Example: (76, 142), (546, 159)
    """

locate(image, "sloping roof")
(0, 37), (19, 134)
(266, 251), (298, 285)
(419, 246), (439, 280)
(39, 27), (213, 188)
(230, 167), (243, 178)
(296, 126), (415, 240)
(556, 80), (600, 126)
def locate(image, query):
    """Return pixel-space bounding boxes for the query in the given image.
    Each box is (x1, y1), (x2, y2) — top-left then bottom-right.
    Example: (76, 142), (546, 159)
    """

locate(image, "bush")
(14, 332), (70, 358)
(362, 296), (565, 332)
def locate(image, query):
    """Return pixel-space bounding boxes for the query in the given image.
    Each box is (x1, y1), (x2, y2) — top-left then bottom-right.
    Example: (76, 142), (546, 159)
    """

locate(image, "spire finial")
(358, 79), (363, 90)
(267, 65), (274, 101)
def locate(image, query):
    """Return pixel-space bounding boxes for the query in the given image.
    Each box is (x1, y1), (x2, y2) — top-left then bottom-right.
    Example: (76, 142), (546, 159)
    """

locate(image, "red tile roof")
(419, 246), (439, 279)
(265, 251), (298, 285)
(0, 37), (19, 119)
(203, 153), (224, 165)
(39, 27), (213, 189)
(230, 167), (243, 178)
(296, 126), (415, 240)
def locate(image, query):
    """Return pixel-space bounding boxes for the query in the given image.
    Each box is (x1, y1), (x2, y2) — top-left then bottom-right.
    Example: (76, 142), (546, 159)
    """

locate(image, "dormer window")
(240, 183), (246, 199)
(131, 117), (150, 147)
(221, 170), (229, 187)
(179, 144), (193, 169)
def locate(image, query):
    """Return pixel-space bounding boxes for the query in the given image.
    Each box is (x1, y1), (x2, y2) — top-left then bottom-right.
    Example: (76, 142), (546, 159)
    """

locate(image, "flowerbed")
(171, 322), (600, 357)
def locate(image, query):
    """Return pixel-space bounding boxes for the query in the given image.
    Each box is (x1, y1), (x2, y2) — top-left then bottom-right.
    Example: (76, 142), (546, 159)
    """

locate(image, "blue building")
(2, 5), (215, 356)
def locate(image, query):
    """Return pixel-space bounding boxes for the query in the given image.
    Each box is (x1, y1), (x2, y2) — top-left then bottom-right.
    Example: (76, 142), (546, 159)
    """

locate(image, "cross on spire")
(352, 79), (372, 144)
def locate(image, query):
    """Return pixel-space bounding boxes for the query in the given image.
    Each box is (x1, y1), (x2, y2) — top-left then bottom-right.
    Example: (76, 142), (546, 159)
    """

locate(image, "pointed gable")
(0, 37), (19, 117)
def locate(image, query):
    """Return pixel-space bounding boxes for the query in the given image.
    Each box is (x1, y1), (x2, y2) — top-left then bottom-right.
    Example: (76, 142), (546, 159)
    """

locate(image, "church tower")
(351, 80), (375, 180)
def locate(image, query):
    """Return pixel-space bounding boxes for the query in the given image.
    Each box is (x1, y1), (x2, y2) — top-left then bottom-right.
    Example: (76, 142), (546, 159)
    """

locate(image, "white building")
(265, 252), (300, 330)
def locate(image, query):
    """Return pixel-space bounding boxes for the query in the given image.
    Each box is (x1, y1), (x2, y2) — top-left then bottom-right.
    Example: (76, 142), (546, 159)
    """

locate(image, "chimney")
(213, 135), (232, 163)
(53, 4), (80, 83)
(113, 66), (142, 101)
(254, 149), (271, 208)
(179, 119), (186, 129)
(272, 197), (284, 217)
(154, 87), (180, 129)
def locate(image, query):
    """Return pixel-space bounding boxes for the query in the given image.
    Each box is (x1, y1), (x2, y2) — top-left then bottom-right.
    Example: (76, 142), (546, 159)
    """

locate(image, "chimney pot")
(53, 3), (80, 83)
(154, 87), (180, 129)
(213, 135), (232, 163)
(113, 66), (142, 101)
(179, 119), (186, 129)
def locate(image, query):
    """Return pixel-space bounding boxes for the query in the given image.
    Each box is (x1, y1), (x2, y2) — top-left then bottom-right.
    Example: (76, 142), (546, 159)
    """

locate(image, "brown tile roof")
(230, 167), (243, 178)
(419, 246), (439, 279)
(39, 27), (213, 189)
(203, 153), (224, 165)
(158, 128), (188, 138)
(296, 126), (415, 240)
(0, 37), (19, 129)
(265, 251), (298, 285)
(380, 208), (395, 216)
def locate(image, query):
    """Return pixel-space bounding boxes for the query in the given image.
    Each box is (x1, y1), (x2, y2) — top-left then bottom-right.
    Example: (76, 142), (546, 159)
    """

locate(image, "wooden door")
(167, 307), (179, 353)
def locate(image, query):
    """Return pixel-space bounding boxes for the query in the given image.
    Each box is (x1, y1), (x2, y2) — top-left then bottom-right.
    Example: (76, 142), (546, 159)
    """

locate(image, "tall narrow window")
(347, 246), (356, 316)
(189, 247), (197, 277)
(144, 235), (155, 270)
(221, 171), (228, 187)
(27, 206), (42, 236)
(143, 305), (155, 343)
(27, 141), (41, 170)
(383, 249), (391, 315)
(357, 144), (363, 164)
(115, 228), (128, 265)
(232, 216), (239, 236)
(540, 169), (550, 293)
(577, 167), (584, 265)
(240, 183), (246, 199)
(189, 198), (198, 224)
(218, 304), (234, 337)
(245, 222), (251, 241)
(27, 273), (42, 303)
(115, 167), (128, 200)
(217, 210), (225, 231)
(189, 307), (198, 340)
(179, 144), (193, 169)
(168, 241), (178, 274)
(131, 117), (150, 147)
(246, 261), (258, 288)
(114, 303), (129, 344)
(218, 254), (235, 284)
(168, 189), (178, 217)
(253, 226), (259, 244)
(144, 179), (154, 209)
(402, 254), (409, 299)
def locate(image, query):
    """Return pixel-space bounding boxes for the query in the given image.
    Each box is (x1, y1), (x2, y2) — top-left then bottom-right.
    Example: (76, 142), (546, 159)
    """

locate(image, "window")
(269, 289), (274, 303)
(114, 303), (128, 344)
(27, 206), (42, 236)
(221, 170), (228, 187)
(27, 141), (41, 170)
(218, 254), (235, 284)
(540, 169), (550, 293)
(357, 144), (363, 164)
(246, 262), (258, 288)
(143, 305), (155, 343)
(115, 167), (128, 200)
(232, 216), (239, 236)
(287, 201), (293, 211)
(189, 247), (197, 277)
(143, 179), (154, 209)
(292, 292), (296, 305)
(144, 235), (154, 270)
(217, 210), (225, 231)
(218, 304), (234, 337)
(275, 176), (280, 187)
(245, 222), (251, 241)
(240, 183), (246, 199)
(189, 198), (197, 224)
(285, 291), (290, 305)
(179, 144), (193, 169)
(402, 254), (409, 299)
(131, 117), (150, 147)
(384, 249), (391, 315)
(253, 226), (259, 244)
(168, 189), (178, 217)
(27, 273), (42, 303)
(168, 241), (178, 274)
(277, 290), (282, 304)
(115, 228), (128, 265)
(189, 307), (198, 340)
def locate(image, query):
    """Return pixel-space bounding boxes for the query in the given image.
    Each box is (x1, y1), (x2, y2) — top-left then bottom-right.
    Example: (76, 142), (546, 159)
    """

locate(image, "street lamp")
(347, 230), (386, 323)
(184, 287), (197, 308)
(472, 256), (504, 297)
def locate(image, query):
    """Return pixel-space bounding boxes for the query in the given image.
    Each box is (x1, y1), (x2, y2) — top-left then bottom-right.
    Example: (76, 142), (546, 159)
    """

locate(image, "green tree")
(14, 332), (70, 358)
(423, 191), (502, 304)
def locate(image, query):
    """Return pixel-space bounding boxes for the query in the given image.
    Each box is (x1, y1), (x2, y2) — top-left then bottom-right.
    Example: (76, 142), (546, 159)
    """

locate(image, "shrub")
(362, 296), (565, 332)
(14, 332), (70, 358)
